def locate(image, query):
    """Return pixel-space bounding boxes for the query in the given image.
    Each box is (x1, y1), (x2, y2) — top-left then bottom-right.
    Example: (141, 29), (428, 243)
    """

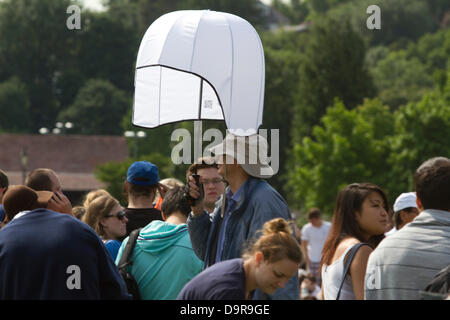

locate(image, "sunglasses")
(105, 210), (127, 221)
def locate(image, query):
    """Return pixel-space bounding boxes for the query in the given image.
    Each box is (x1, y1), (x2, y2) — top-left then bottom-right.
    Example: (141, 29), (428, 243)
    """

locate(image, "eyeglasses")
(200, 179), (225, 186)
(105, 210), (127, 221)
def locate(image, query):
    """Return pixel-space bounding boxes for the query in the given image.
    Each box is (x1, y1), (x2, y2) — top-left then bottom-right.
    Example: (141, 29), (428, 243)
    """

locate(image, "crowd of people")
(0, 132), (448, 300)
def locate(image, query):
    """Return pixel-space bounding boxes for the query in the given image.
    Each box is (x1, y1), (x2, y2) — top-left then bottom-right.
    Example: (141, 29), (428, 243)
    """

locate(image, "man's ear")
(161, 212), (167, 221)
(416, 197), (424, 212)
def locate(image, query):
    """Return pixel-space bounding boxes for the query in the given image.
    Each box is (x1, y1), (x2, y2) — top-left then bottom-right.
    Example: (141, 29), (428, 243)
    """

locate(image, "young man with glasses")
(186, 157), (225, 213)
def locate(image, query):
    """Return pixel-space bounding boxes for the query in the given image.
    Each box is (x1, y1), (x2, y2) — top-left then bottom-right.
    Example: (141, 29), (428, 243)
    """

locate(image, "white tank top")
(321, 244), (359, 300)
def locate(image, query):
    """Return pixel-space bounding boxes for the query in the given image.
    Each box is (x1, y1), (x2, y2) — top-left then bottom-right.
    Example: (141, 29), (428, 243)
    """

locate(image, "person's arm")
(301, 240), (310, 270)
(349, 245), (373, 300)
(186, 210), (212, 261)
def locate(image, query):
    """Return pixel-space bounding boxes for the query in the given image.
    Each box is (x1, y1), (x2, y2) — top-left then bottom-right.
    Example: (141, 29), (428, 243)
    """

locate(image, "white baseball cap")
(393, 192), (417, 212)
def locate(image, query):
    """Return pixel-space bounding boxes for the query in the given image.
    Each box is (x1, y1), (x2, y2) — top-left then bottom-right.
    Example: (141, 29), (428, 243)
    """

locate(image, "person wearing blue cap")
(0, 169), (9, 228)
(122, 161), (166, 239)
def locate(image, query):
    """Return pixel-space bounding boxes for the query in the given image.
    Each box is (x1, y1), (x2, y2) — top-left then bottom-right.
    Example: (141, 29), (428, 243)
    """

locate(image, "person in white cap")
(186, 132), (299, 300)
(393, 192), (420, 231)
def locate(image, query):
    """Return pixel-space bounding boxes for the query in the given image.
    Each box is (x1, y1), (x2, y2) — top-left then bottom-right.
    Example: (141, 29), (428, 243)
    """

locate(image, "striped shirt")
(365, 209), (450, 300)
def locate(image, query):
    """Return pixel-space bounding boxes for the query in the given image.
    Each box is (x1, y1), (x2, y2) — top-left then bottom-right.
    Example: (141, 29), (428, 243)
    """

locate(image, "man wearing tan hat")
(0, 185), (129, 299)
(0, 169), (9, 227)
(186, 132), (299, 300)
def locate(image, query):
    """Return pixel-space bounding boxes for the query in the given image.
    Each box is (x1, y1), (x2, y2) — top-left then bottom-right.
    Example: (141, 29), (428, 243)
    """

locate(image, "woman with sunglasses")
(83, 194), (128, 260)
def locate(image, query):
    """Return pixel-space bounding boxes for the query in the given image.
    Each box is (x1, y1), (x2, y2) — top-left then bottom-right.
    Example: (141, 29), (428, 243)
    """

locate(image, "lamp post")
(20, 148), (28, 184)
(124, 130), (147, 159)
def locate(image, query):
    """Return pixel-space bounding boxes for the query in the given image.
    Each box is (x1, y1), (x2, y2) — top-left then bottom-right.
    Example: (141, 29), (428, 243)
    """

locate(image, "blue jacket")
(187, 177), (299, 300)
(0, 209), (130, 300)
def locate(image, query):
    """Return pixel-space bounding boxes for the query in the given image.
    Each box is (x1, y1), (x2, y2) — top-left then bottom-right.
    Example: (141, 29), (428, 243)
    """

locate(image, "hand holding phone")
(191, 174), (204, 202)
(186, 174), (205, 214)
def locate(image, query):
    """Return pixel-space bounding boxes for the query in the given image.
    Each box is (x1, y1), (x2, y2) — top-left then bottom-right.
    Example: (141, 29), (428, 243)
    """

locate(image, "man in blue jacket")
(186, 132), (299, 300)
(0, 169), (9, 226)
(0, 185), (130, 300)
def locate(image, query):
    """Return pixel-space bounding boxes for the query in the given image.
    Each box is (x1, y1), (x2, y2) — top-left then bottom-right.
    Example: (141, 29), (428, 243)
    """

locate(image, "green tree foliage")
(260, 30), (305, 197)
(106, 0), (184, 40)
(106, 0), (267, 37)
(288, 98), (394, 215)
(0, 0), (77, 132)
(271, 0), (309, 24)
(58, 79), (130, 135)
(326, 0), (439, 47)
(0, 77), (31, 132)
(387, 75), (450, 196)
(370, 50), (434, 109)
(287, 75), (450, 214)
(406, 28), (450, 73)
(292, 17), (375, 140)
(76, 11), (139, 93)
(184, 0), (267, 28)
(0, 0), (138, 133)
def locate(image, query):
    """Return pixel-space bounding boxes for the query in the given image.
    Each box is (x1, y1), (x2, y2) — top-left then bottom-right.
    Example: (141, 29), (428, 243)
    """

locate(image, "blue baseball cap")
(127, 161), (159, 186)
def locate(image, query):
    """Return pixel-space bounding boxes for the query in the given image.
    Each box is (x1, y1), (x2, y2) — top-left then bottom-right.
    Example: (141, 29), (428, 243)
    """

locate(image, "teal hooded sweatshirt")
(116, 220), (202, 300)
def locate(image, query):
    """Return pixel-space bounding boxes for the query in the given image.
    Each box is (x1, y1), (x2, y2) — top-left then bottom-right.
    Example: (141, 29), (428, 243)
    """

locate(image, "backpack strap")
(118, 228), (142, 270)
(336, 242), (369, 300)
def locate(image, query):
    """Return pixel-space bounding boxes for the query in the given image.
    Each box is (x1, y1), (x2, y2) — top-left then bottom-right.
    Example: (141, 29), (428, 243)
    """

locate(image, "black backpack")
(117, 228), (142, 300)
(420, 264), (450, 300)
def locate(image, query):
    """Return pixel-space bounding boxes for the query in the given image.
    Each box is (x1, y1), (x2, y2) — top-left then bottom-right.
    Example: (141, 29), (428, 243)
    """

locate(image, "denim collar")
(226, 178), (248, 205)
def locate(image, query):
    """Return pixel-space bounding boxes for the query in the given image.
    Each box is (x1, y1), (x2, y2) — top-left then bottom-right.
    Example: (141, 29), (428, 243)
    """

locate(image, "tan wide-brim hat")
(3, 185), (53, 221)
(209, 132), (274, 179)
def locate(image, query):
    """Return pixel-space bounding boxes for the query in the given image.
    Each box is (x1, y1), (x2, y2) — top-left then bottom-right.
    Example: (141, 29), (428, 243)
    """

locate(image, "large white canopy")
(132, 10), (265, 136)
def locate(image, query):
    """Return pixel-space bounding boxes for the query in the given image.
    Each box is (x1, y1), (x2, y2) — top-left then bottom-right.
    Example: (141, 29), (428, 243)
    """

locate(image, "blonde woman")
(83, 194), (128, 260)
(83, 189), (112, 208)
(177, 218), (303, 300)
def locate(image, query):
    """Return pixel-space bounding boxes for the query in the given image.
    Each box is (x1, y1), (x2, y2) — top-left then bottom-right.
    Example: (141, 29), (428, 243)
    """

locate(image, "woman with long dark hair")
(320, 183), (389, 300)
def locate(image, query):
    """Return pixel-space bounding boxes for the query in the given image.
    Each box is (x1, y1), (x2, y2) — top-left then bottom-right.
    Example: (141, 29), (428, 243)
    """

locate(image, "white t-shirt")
(301, 221), (331, 263)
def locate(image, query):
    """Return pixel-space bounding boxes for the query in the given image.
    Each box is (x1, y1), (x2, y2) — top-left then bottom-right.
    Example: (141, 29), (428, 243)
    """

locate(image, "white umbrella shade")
(132, 10), (265, 136)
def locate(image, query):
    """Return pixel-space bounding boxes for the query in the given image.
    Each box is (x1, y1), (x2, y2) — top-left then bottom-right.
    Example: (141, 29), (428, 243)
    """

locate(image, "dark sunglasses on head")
(105, 210), (127, 221)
